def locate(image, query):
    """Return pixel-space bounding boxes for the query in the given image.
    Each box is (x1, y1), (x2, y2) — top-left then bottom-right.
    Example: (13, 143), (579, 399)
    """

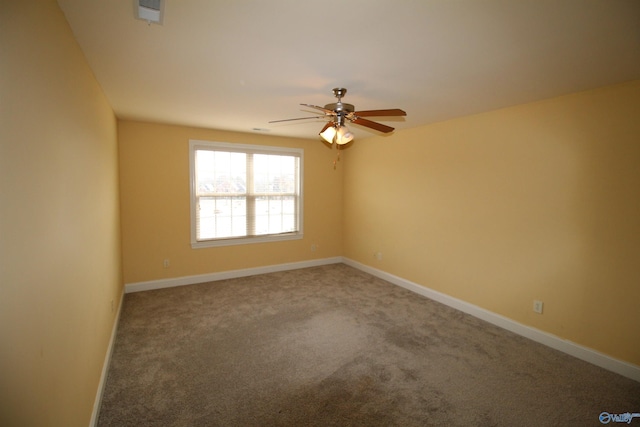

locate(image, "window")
(189, 140), (303, 248)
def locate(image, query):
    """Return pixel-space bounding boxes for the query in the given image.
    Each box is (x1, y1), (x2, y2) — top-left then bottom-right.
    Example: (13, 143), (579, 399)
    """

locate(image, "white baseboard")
(89, 290), (124, 427)
(342, 258), (640, 383)
(124, 257), (344, 293)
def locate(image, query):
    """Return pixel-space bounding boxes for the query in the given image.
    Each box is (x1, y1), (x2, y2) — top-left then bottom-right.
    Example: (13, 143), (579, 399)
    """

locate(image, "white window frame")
(189, 139), (303, 248)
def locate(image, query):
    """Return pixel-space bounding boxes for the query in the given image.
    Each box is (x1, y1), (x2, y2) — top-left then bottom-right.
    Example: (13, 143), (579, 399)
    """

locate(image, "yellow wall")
(0, 1), (122, 426)
(343, 81), (640, 365)
(118, 120), (343, 284)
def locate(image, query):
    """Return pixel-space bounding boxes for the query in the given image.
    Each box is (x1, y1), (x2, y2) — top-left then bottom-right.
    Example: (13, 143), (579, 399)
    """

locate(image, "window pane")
(198, 197), (216, 239)
(255, 197), (268, 235)
(282, 213), (295, 232)
(283, 198), (295, 214)
(251, 195), (297, 235)
(196, 150), (246, 195)
(253, 154), (297, 195)
(198, 196), (246, 239)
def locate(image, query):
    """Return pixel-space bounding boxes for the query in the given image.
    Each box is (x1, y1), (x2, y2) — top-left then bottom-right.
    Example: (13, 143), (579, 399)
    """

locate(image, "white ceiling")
(57, 0), (640, 140)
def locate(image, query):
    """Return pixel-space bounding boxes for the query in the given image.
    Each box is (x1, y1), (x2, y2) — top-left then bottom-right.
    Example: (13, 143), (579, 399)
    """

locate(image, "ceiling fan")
(269, 88), (407, 145)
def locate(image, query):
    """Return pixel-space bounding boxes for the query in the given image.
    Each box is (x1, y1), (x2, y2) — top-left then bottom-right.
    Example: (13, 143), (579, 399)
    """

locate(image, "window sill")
(191, 232), (303, 249)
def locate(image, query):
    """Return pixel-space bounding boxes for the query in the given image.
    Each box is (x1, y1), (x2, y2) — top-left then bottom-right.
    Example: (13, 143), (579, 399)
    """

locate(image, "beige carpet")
(98, 264), (640, 426)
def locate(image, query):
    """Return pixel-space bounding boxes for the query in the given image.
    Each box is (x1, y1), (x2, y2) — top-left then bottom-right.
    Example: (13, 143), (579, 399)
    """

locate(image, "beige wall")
(0, 1), (122, 426)
(118, 120), (343, 284)
(343, 81), (640, 365)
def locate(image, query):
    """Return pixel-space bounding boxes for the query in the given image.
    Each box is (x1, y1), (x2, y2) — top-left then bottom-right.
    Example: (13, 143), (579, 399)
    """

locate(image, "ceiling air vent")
(135, 0), (164, 25)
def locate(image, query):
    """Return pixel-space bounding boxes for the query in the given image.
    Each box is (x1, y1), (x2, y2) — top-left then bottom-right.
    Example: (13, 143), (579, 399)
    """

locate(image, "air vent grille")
(140, 0), (161, 11)
(135, 0), (164, 24)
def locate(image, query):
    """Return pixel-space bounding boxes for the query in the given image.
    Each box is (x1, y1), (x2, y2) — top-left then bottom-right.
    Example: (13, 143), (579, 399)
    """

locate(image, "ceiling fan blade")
(300, 103), (336, 115)
(268, 116), (323, 123)
(352, 109), (407, 117)
(351, 117), (395, 133)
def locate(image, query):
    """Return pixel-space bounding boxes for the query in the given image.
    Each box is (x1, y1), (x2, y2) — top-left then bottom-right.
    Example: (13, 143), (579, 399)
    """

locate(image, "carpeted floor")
(98, 264), (640, 426)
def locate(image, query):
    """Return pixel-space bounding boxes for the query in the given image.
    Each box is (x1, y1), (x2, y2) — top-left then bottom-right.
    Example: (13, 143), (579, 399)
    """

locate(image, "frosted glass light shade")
(320, 125), (337, 144)
(335, 126), (354, 145)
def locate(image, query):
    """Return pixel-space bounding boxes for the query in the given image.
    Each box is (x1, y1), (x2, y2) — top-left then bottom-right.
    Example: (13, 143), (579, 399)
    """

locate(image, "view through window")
(189, 140), (303, 247)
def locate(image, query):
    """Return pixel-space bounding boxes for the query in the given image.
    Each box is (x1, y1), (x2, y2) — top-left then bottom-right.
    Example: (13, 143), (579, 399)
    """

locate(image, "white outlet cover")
(533, 300), (544, 314)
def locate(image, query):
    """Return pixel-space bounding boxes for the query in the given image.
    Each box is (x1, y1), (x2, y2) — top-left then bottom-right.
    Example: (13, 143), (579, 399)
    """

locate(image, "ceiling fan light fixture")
(335, 126), (354, 145)
(320, 125), (337, 144)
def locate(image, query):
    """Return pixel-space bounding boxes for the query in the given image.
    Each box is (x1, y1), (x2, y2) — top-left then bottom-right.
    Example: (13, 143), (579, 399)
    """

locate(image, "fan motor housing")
(324, 102), (355, 113)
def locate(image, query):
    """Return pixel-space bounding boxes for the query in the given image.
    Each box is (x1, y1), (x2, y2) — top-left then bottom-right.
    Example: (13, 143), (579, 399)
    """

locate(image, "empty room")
(1, 0), (639, 426)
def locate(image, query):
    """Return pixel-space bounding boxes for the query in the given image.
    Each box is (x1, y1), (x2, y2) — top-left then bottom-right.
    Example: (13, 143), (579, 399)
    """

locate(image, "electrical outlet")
(375, 252), (383, 261)
(533, 300), (544, 314)
(163, 259), (170, 268)
(311, 244), (318, 252)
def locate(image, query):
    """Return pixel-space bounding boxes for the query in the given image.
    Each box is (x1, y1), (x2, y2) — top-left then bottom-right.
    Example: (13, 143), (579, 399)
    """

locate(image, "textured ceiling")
(57, 0), (640, 140)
